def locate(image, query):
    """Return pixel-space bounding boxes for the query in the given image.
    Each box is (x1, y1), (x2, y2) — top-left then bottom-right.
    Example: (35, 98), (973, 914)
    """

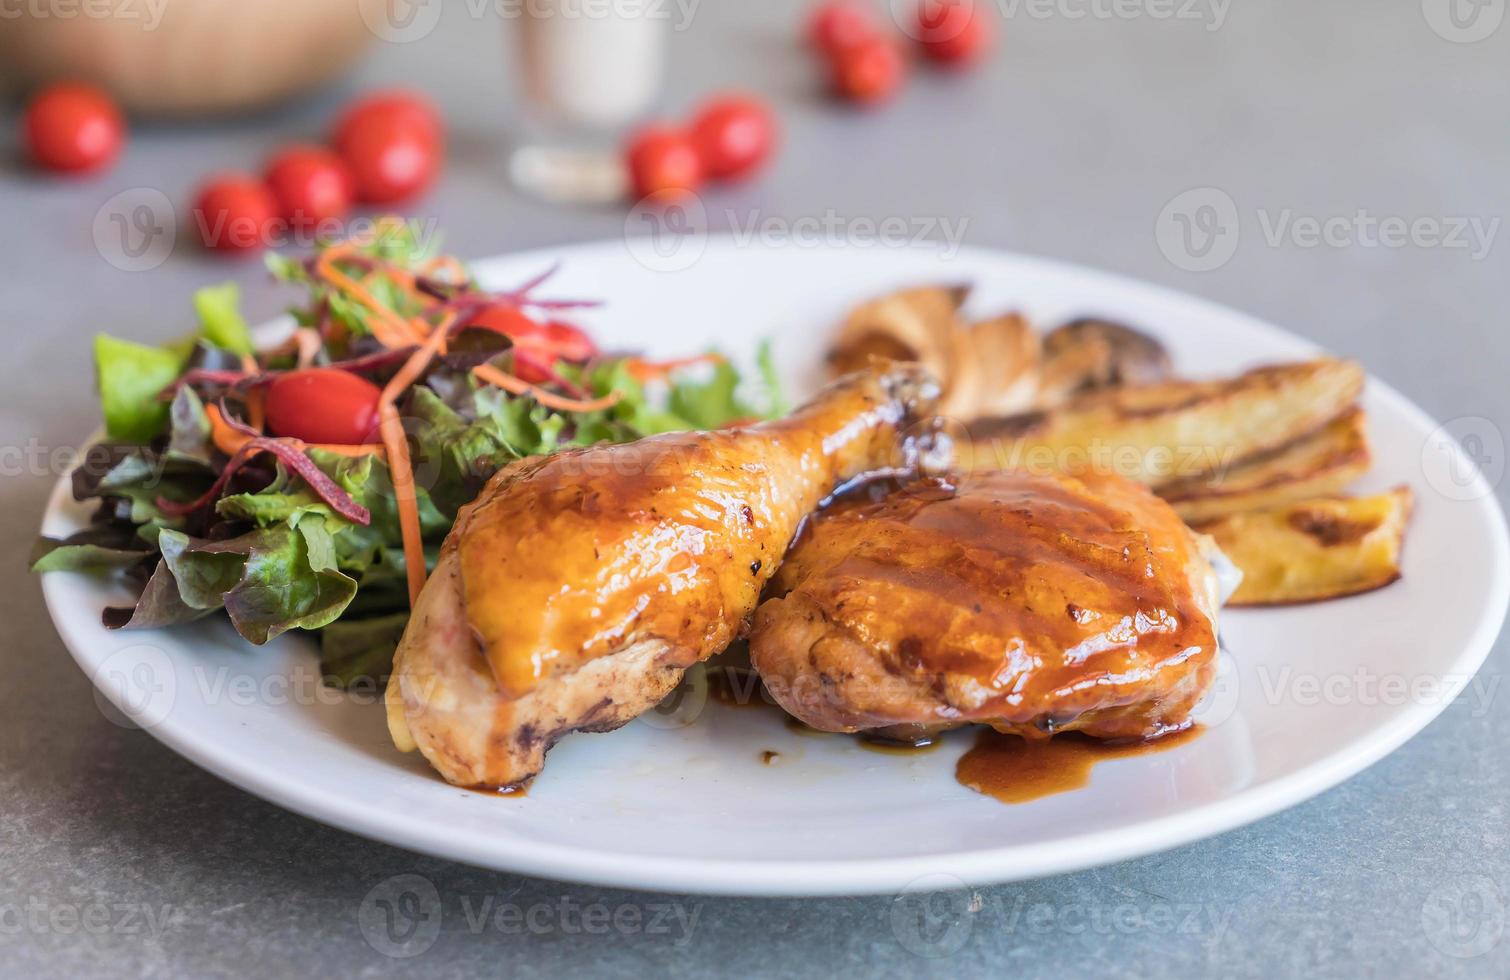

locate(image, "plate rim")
(40, 237), (1510, 896)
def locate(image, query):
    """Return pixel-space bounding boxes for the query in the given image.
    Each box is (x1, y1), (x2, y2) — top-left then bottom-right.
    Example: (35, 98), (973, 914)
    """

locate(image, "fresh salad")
(33, 219), (782, 687)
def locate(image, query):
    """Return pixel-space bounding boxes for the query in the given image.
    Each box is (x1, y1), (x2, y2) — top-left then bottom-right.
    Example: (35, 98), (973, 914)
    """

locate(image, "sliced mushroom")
(827, 284), (970, 382)
(942, 312), (1041, 418)
(1038, 318), (1172, 405)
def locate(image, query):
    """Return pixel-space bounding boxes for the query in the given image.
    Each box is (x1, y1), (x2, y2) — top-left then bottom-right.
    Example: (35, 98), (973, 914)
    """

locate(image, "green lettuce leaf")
(95, 334), (185, 443)
(192, 283), (253, 356)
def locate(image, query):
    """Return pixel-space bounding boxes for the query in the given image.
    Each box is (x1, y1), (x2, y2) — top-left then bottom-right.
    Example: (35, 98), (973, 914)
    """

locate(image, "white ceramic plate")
(41, 239), (1509, 896)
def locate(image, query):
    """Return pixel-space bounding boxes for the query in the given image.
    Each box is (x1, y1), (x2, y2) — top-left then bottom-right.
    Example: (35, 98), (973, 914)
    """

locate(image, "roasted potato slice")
(960, 359), (1365, 486)
(1199, 487), (1412, 606)
(1161, 407), (1372, 523)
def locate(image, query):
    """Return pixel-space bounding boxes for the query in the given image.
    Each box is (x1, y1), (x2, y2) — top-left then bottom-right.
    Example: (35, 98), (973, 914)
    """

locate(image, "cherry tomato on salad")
(510, 347), (558, 385)
(807, 1), (877, 56)
(191, 174), (280, 254)
(542, 320), (598, 362)
(22, 82), (125, 174)
(915, 0), (994, 67)
(624, 125), (703, 200)
(332, 90), (444, 204)
(829, 35), (906, 105)
(469, 306), (598, 363)
(265, 145), (354, 230)
(264, 368), (384, 446)
(469, 304), (549, 344)
(690, 95), (777, 182)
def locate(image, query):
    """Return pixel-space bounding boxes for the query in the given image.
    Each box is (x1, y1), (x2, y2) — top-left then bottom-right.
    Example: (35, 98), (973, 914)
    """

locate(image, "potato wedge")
(960, 358), (1365, 486)
(1161, 407), (1372, 523)
(1199, 487), (1413, 606)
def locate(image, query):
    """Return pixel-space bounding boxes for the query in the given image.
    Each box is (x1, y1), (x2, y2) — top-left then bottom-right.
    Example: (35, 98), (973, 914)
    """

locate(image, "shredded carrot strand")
(206, 403), (255, 456)
(624, 353), (726, 382)
(315, 249), (423, 348)
(379, 312), (457, 605)
(472, 364), (623, 413)
(205, 403), (382, 459)
(245, 387), (266, 433)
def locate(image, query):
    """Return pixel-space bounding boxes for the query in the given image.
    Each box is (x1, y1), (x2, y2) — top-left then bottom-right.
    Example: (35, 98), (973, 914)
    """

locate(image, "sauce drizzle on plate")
(956, 726), (1203, 804)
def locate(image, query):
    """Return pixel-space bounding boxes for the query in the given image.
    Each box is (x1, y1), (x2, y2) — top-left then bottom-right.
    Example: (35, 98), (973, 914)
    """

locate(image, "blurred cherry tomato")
(22, 82), (125, 174)
(265, 369), (383, 445)
(624, 125), (703, 199)
(332, 90), (444, 204)
(469, 304), (549, 344)
(333, 90), (443, 147)
(807, 1), (876, 55)
(830, 35), (906, 105)
(916, 0), (994, 66)
(470, 305), (598, 364)
(691, 95), (777, 182)
(511, 347), (558, 385)
(191, 174), (279, 254)
(265, 145), (354, 230)
(542, 320), (598, 362)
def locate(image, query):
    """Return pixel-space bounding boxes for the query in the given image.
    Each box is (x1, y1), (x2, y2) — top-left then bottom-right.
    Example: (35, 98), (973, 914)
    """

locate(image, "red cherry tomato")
(332, 90), (444, 204)
(333, 90), (443, 147)
(265, 145), (354, 230)
(511, 347), (558, 385)
(690, 95), (778, 182)
(22, 82), (125, 174)
(830, 35), (906, 105)
(191, 174), (280, 254)
(916, 0), (994, 66)
(469, 305), (549, 344)
(542, 320), (598, 362)
(624, 125), (704, 200)
(807, 1), (876, 55)
(265, 368), (384, 445)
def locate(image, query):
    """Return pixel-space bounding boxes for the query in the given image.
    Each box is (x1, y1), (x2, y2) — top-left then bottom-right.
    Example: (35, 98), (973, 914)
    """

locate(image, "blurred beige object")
(0, 0), (384, 115)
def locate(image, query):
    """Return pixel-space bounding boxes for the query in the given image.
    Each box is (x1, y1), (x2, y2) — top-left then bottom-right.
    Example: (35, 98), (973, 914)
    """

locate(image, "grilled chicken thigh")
(386, 364), (940, 787)
(749, 469), (1232, 743)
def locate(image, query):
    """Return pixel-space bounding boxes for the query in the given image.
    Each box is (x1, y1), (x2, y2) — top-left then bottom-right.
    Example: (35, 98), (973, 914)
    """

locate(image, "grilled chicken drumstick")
(386, 364), (940, 788)
(750, 469), (1235, 744)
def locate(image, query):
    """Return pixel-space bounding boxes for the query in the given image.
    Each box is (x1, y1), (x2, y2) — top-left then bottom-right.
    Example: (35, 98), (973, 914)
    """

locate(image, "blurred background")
(1, 1), (1507, 976)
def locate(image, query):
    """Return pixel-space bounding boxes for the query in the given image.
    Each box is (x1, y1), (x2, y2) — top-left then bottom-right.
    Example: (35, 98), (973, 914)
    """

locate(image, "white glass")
(509, 0), (667, 203)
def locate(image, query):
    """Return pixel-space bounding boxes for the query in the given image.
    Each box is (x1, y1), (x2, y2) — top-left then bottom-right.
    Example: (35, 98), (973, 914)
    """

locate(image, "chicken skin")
(386, 364), (940, 788)
(749, 470), (1230, 743)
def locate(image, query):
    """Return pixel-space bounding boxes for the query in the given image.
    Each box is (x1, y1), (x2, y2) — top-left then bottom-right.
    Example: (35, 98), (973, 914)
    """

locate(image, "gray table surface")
(3, 1), (1508, 976)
